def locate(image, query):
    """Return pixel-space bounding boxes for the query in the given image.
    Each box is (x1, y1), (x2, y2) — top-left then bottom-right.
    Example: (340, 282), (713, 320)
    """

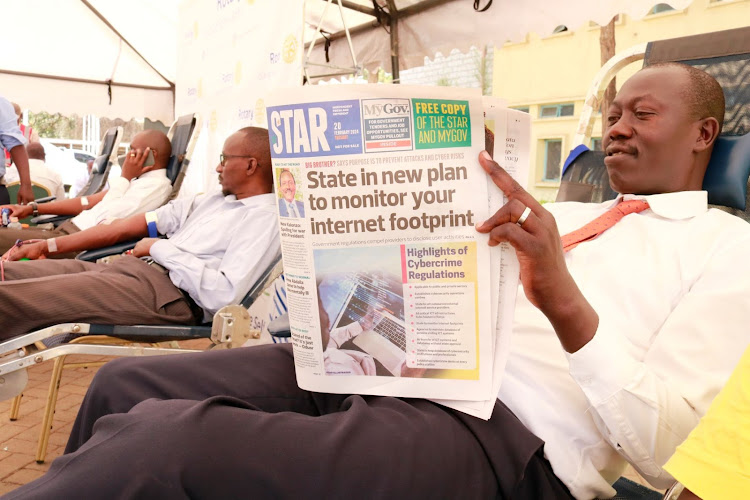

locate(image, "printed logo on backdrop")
(185, 78), (203, 101)
(216, 0), (241, 9)
(283, 34), (299, 64)
(255, 99), (266, 125)
(217, 62), (240, 93)
(183, 21), (198, 44)
(235, 61), (242, 85)
(238, 107), (254, 125)
(268, 100), (363, 158)
(361, 98), (413, 153)
(209, 110), (218, 134)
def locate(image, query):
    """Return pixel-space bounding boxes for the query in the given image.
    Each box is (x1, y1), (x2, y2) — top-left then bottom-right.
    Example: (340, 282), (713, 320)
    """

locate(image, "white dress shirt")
(149, 190), (280, 321)
(71, 170), (172, 230)
(498, 191), (750, 499)
(4, 159), (65, 200)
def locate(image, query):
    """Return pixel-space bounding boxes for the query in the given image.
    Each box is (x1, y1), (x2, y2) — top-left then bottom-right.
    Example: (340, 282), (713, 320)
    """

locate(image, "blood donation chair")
(32, 113), (200, 228)
(557, 26), (750, 216)
(0, 251), (284, 463)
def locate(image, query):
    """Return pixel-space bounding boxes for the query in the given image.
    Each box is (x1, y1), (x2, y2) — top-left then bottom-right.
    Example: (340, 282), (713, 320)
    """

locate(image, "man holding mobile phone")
(0, 129), (173, 257)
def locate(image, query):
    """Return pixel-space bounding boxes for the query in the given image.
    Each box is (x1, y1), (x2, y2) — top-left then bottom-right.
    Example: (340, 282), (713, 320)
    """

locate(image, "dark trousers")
(0, 256), (195, 339)
(0, 185), (9, 205)
(5, 344), (572, 499)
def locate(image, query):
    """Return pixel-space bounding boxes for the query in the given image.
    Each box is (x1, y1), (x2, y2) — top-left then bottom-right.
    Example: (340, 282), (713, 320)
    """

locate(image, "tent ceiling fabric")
(305, 0), (695, 77)
(0, 0), (177, 123)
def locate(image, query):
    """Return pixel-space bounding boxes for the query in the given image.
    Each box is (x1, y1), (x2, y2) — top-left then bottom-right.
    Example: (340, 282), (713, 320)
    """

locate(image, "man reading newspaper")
(5, 63), (750, 500)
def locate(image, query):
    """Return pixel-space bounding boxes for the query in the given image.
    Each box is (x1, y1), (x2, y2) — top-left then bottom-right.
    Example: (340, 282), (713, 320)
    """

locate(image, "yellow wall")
(493, 0), (750, 201)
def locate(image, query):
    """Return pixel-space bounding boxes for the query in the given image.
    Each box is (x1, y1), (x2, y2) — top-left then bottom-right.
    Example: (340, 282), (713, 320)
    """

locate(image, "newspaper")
(435, 104), (531, 419)
(266, 85), (528, 415)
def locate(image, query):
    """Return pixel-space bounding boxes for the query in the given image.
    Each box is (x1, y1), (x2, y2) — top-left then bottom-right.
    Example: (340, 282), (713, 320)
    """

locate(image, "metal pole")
(385, 0), (399, 83)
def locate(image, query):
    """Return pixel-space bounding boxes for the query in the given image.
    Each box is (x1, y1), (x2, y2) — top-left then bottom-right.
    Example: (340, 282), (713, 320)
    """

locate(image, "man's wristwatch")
(29, 201), (38, 217)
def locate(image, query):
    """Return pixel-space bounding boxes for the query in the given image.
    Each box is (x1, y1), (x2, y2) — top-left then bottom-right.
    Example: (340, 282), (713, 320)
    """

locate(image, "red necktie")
(561, 199), (649, 252)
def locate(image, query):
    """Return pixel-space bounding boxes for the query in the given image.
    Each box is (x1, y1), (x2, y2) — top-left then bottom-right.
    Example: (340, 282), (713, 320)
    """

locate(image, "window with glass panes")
(543, 139), (563, 181)
(539, 103), (574, 118)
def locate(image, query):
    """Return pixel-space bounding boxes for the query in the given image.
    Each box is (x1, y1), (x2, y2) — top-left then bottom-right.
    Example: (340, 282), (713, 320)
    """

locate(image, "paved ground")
(0, 340), (658, 496)
(0, 338), (211, 496)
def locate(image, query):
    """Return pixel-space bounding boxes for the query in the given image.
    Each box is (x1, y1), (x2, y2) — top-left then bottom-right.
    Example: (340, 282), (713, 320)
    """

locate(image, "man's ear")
(246, 158), (258, 175)
(694, 117), (721, 153)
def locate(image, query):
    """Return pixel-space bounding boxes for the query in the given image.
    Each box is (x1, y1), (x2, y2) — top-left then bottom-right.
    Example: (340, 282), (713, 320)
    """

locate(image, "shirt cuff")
(148, 239), (176, 267)
(567, 321), (643, 406)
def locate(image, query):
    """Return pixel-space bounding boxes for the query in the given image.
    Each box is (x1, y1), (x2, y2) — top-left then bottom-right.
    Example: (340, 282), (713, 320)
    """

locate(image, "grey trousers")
(0, 220), (80, 258)
(4, 344), (573, 499)
(0, 256), (195, 340)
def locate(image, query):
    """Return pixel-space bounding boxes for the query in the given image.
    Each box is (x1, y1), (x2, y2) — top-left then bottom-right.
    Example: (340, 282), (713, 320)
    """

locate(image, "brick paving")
(0, 338), (211, 496)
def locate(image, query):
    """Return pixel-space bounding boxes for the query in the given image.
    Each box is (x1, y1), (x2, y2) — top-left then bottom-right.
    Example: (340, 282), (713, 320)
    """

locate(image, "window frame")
(539, 103), (575, 119)
(542, 138), (564, 182)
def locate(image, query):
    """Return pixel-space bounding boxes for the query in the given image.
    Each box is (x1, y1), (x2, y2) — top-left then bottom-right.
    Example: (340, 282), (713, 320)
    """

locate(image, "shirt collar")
(236, 192), (276, 207)
(138, 169), (168, 180)
(610, 191), (707, 220)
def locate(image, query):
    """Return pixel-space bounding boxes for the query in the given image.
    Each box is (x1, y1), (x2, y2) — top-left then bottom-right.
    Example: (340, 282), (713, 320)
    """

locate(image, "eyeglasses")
(219, 154), (254, 166)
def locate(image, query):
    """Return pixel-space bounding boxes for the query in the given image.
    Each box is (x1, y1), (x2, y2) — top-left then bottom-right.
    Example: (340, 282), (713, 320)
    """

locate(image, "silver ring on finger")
(516, 206), (532, 227)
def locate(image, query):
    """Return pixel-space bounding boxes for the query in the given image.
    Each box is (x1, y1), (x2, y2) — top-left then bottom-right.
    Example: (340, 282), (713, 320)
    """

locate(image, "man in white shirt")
(4, 142), (65, 200)
(0, 127), (279, 338)
(0, 129), (173, 257)
(5, 64), (750, 500)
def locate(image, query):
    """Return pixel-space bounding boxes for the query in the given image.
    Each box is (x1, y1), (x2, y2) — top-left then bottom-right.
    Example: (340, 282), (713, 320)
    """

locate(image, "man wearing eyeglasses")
(0, 127), (280, 339)
(0, 129), (173, 257)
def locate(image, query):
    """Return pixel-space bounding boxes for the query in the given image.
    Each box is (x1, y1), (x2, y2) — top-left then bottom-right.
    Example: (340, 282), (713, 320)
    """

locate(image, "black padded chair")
(0, 250), (284, 463)
(31, 126), (122, 226)
(557, 26), (750, 221)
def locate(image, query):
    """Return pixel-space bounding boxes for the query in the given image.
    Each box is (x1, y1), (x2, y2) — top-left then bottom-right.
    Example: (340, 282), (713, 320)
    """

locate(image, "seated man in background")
(0, 96), (33, 205)
(0, 129), (173, 257)
(0, 127), (279, 340)
(663, 345), (750, 500)
(4, 142), (65, 200)
(4, 64), (750, 500)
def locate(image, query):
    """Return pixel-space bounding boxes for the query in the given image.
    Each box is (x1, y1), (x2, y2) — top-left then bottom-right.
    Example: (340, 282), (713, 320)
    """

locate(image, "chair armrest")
(268, 313), (291, 338)
(36, 196), (56, 204)
(30, 214), (72, 226)
(76, 241), (139, 262)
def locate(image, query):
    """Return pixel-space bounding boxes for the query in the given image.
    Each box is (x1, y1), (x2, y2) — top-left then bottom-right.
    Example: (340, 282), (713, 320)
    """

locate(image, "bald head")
(645, 62), (725, 133)
(236, 126), (273, 190)
(26, 142), (45, 161)
(216, 127), (273, 198)
(130, 130), (171, 169)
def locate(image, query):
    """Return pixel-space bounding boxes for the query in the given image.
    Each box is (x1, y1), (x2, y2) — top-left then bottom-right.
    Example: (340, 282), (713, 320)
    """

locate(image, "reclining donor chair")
(557, 26), (750, 214)
(0, 250), (285, 462)
(32, 113), (200, 228)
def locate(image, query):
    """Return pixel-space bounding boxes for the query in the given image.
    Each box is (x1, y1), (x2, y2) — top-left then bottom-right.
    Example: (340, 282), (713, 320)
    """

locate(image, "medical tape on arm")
(145, 211), (158, 238)
(80, 196), (89, 208)
(47, 238), (57, 254)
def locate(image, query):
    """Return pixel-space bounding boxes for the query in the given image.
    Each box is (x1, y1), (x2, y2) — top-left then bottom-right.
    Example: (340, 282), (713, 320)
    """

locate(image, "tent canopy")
(0, 0), (177, 123)
(303, 0), (694, 81)
(1, 0), (695, 121)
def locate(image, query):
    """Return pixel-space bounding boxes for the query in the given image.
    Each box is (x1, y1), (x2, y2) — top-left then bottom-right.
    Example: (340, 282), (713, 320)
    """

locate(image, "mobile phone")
(118, 149), (155, 167)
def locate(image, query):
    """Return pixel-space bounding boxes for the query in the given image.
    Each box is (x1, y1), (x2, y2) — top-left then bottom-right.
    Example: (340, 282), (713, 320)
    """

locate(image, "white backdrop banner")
(176, 0), (303, 196)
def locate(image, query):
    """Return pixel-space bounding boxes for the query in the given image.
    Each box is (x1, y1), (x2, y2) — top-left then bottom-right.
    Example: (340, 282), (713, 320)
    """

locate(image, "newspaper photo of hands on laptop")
(316, 246), (426, 378)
